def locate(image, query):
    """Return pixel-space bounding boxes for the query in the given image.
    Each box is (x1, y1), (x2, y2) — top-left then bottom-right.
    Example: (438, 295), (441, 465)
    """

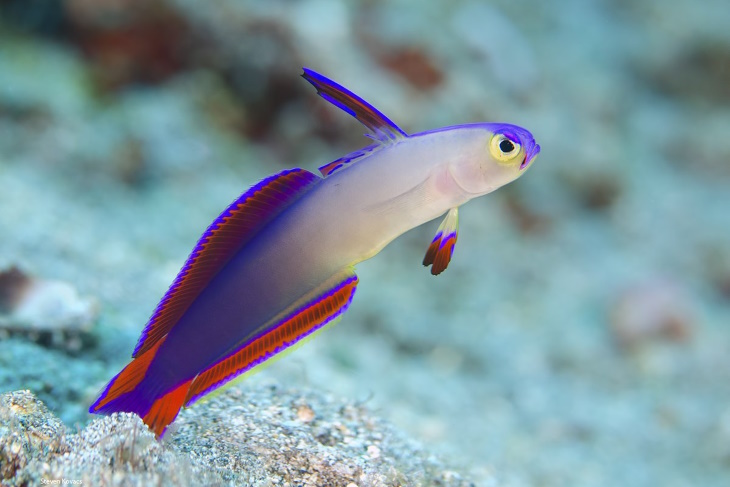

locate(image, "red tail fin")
(90, 334), (192, 437)
(142, 379), (192, 437)
(90, 338), (165, 412)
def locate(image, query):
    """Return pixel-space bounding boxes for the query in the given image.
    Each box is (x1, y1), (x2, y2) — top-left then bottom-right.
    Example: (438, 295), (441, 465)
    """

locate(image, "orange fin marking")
(184, 273), (359, 406)
(431, 234), (456, 275)
(422, 239), (440, 267)
(423, 208), (459, 276)
(142, 379), (192, 437)
(133, 169), (320, 358)
(91, 338), (165, 412)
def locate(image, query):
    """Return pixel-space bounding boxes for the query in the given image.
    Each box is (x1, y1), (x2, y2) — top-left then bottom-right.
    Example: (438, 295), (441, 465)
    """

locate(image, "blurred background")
(1, 0), (729, 485)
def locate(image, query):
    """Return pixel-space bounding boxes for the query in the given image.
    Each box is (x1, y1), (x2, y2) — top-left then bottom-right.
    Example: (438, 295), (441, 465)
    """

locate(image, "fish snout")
(520, 142), (540, 170)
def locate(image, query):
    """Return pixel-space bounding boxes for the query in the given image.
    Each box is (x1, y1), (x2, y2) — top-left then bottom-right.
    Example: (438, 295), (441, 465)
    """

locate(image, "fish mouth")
(520, 143), (540, 170)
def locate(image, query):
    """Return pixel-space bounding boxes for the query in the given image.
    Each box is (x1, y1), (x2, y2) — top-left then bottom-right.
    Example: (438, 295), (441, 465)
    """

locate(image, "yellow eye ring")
(489, 134), (522, 163)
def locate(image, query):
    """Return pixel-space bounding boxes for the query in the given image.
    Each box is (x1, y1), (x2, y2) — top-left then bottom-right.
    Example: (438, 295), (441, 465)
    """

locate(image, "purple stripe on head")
(412, 122), (539, 171)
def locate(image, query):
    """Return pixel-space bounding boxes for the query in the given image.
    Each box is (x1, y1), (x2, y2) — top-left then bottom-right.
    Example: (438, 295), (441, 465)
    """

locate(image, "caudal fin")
(90, 336), (192, 437)
(141, 379), (192, 436)
(90, 338), (165, 414)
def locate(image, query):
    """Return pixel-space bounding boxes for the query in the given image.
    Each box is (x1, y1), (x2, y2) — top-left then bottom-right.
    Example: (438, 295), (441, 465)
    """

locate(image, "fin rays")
(90, 338), (166, 413)
(184, 272), (359, 406)
(302, 68), (406, 145)
(142, 379), (192, 437)
(132, 169), (320, 358)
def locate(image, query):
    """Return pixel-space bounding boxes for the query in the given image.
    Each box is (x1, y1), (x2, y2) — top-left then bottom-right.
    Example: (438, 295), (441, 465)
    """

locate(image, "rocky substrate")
(0, 387), (478, 487)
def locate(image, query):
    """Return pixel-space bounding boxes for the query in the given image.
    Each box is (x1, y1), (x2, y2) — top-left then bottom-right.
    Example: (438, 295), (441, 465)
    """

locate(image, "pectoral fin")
(423, 208), (459, 276)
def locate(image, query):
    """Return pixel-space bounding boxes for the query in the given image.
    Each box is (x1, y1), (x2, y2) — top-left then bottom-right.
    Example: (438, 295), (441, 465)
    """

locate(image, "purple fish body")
(90, 68), (540, 436)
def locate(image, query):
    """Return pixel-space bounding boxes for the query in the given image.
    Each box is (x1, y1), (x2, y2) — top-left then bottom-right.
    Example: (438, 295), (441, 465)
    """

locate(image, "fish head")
(487, 123), (540, 172)
(449, 123), (540, 196)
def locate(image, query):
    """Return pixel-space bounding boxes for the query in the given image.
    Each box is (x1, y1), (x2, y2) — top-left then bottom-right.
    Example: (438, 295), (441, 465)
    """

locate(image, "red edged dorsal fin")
(318, 143), (379, 177)
(183, 271), (359, 406)
(423, 208), (459, 276)
(302, 68), (407, 145)
(132, 168), (321, 358)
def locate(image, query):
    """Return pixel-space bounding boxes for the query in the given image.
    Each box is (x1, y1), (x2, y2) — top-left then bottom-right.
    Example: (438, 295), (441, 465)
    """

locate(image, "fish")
(90, 68), (540, 437)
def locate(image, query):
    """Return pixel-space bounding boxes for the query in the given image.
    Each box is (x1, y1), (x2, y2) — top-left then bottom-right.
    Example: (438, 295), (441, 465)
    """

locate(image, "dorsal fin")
(302, 67), (407, 145)
(132, 168), (321, 358)
(318, 143), (379, 177)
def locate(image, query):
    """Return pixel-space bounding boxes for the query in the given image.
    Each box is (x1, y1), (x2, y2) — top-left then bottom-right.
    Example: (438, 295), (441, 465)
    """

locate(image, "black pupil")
(499, 139), (515, 153)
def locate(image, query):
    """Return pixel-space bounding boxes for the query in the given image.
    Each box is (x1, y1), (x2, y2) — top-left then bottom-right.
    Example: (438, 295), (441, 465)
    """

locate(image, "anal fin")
(184, 270), (359, 406)
(423, 208), (459, 276)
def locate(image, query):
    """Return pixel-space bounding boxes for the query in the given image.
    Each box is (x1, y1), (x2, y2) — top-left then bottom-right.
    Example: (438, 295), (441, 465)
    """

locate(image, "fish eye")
(489, 133), (522, 163)
(499, 139), (515, 153)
